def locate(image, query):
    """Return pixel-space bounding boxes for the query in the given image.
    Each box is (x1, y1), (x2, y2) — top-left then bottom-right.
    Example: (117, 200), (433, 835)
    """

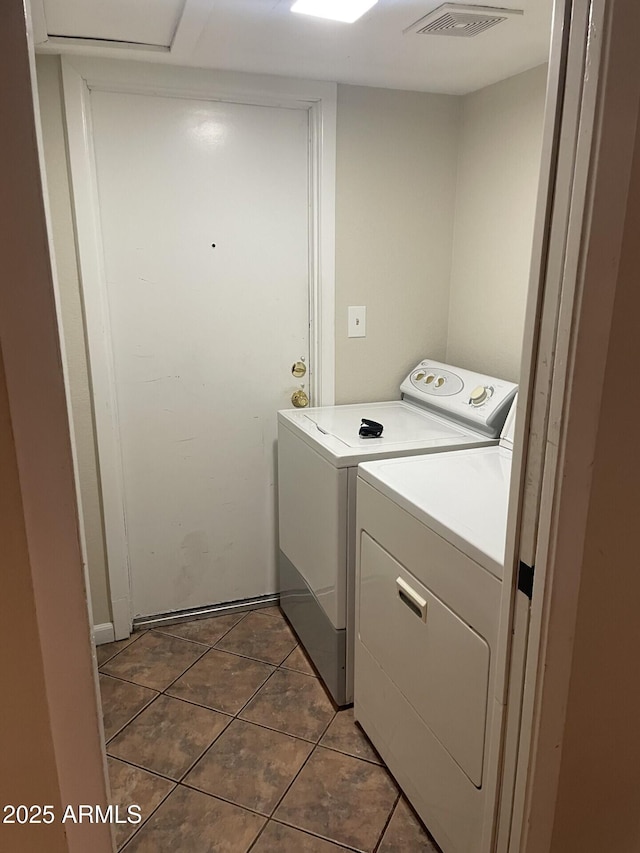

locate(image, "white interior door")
(89, 90), (310, 618)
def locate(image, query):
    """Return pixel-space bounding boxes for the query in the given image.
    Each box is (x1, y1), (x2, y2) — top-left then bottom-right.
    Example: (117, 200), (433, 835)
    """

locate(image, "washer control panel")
(469, 385), (493, 406)
(401, 359), (517, 438)
(409, 368), (464, 396)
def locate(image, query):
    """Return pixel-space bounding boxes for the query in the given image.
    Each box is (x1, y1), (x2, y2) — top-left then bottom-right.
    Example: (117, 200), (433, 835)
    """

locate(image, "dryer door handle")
(396, 577), (428, 622)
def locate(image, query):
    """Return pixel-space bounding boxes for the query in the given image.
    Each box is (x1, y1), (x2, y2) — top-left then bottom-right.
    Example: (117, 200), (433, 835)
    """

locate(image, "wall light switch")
(348, 305), (366, 338)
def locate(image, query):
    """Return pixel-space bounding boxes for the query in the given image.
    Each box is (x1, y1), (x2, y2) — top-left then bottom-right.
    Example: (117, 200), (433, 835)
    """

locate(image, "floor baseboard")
(93, 622), (115, 646)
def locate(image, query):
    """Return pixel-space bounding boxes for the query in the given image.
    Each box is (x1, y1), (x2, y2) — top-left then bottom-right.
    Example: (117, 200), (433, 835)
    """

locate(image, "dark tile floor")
(97, 606), (440, 852)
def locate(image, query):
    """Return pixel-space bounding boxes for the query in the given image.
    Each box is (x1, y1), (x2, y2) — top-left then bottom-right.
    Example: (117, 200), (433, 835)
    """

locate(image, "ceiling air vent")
(404, 4), (523, 38)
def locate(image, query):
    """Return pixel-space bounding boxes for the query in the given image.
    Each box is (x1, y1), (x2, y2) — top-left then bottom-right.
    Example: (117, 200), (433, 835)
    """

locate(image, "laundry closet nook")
(31, 0), (560, 850)
(5, 1), (640, 852)
(36, 59), (548, 632)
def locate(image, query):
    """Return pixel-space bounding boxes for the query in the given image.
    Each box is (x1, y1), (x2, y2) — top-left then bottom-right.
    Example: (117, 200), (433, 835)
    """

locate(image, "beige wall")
(446, 65), (547, 381)
(36, 55), (111, 625)
(0, 4), (110, 848)
(334, 84), (460, 403)
(548, 110), (640, 853)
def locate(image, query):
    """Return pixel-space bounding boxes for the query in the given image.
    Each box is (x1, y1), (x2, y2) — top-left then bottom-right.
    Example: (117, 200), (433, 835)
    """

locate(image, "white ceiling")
(35, 0), (554, 94)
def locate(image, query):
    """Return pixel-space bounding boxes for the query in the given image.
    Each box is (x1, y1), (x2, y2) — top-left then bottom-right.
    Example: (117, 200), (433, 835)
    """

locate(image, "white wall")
(36, 55), (111, 625)
(334, 84), (460, 403)
(446, 65), (547, 381)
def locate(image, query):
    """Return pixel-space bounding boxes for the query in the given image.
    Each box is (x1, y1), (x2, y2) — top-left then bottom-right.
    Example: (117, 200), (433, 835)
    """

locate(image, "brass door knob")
(291, 389), (309, 408)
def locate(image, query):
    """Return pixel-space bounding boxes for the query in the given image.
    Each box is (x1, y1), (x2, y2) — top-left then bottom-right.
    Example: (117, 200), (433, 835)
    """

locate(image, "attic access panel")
(43, 0), (186, 47)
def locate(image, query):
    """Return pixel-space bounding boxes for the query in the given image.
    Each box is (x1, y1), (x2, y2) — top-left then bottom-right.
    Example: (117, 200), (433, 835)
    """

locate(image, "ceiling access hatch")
(404, 4), (524, 38)
(42, 0), (186, 48)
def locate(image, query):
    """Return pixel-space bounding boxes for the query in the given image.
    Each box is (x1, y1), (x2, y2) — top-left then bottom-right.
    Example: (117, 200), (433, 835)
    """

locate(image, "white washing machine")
(277, 359), (517, 706)
(354, 402), (521, 853)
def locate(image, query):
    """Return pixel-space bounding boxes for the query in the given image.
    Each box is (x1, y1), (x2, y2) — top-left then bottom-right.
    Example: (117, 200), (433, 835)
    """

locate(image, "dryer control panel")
(400, 359), (517, 438)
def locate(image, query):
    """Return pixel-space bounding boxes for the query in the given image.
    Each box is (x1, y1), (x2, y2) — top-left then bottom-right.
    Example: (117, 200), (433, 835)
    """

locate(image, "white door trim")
(508, 0), (640, 849)
(484, 0), (575, 847)
(61, 56), (336, 639)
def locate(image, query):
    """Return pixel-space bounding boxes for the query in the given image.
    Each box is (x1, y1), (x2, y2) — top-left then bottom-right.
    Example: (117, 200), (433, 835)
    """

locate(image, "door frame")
(478, 0), (640, 847)
(501, 0), (640, 848)
(61, 56), (337, 639)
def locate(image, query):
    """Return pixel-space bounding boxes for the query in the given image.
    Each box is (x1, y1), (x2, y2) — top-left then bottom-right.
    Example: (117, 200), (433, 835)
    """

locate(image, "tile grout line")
(372, 791), (402, 853)
(100, 605), (288, 673)
(103, 689), (160, 744)
(157, 649), (220, 696)
(101, 614), (301, 696)
(102, 611), (398, 852)
(107, 753), (178, 786)
(159, 642), (294, 697)
(100, 642), (210, 693)
(174, 714), (236, 785)
(118, 782), (176, 853)
(176, 679), (341, 847)
(245, 818), (272, 853)
(262, 818), (365, 853)
(271, 742), (401, 853)
(148, 691), (238, 720)
(177, 780), (271, 820)
(155, 633), (260, 697)
(99, 671), (163, 693)
(106, 701), (230, 782)
(235, 650), (337, 743)
(315, 742), (383, 767)
(169, 662), (313, 789)
(101, 618), (330, 756)
(209, 645), (297, 668)
(211, 639), (299, 668)
(95, 629), (147, 667)
(152, 608), (248, 647)
(104, 649), (318, 734)
(253, 605), (285, 619)
(232, 715), (329, 747)
(260, 705), (339, 823)
(110, 671), (286, 853)
(263, 742), (319, 823)
(100, 610), (250, 685)
(101, 620), (255, 758)
(229, 662), (286, 718)
(116, 741), (385, 853)
(279, 663), (317, 678)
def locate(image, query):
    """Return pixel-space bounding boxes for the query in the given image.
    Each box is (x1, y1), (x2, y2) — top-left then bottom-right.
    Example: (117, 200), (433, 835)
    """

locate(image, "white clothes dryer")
(354, 401), (520, 852)
(277, 359), (516, 705)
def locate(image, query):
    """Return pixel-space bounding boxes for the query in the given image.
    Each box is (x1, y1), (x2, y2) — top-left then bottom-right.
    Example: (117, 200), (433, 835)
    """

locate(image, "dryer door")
(359, 532), (491, 787)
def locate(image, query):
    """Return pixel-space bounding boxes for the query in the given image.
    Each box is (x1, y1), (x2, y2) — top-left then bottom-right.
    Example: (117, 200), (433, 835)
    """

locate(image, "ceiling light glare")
(291, 0), (378, 24)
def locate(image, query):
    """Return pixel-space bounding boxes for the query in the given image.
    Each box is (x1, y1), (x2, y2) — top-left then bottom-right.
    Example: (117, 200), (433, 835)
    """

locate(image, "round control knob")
(425, 374), (435, 384)
(415, 371), (426, 381)
(434, 376), (445, 388)
(469, 385), (488, 406)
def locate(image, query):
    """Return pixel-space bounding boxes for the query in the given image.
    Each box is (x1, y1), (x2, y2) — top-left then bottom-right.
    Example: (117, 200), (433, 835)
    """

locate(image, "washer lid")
(305, 403), (470, 448)
(359, 446), (512, 578)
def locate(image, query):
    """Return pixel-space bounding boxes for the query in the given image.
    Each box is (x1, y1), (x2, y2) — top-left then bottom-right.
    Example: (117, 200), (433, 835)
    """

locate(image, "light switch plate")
(348, 306), (366, 338)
